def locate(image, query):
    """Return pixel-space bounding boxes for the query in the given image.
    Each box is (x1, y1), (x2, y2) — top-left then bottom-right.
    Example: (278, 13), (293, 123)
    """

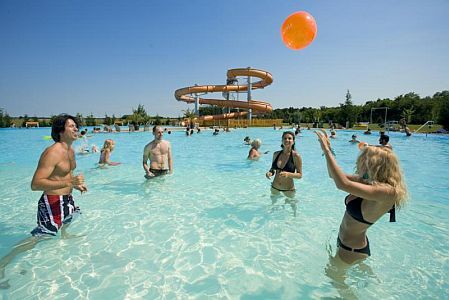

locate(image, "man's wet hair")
(380, 134), (390, 143)
(51, 114), (80, 142)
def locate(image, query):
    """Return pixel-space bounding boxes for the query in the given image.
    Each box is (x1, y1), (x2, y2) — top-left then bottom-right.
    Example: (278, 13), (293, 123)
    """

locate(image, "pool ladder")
(414, 121), (434, 133)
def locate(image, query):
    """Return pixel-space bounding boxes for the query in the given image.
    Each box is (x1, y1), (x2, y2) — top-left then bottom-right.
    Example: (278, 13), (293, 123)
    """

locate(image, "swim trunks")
(31, 194), (80, 236)
(148, 168), (169, 177)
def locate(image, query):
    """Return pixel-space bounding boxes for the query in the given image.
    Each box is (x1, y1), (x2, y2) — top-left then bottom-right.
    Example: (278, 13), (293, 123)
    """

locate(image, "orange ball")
(358, 142), (369, 150)
(281, 11), (317, 50)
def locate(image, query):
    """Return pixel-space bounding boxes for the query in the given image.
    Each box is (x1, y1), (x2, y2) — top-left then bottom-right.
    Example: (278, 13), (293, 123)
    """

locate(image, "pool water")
(0, 127), (448, 298)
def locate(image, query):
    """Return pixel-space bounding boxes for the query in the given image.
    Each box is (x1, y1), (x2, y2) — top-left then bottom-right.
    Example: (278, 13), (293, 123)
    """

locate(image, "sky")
(1, 0), (448, 118)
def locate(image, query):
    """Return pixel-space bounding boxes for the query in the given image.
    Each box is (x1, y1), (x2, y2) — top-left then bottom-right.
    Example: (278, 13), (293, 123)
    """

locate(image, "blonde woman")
(99, 139), (121, 166)
(315, 129), (407, 264)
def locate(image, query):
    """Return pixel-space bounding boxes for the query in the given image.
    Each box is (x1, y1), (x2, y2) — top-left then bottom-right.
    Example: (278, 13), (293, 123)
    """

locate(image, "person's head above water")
(153, 125), (163, 140)
(251, 138), (261, 149)
(102, 139), (115, 151)
(51, 114), (80, 142)
(356, 146), (407, 207)
(379, 134), (389, 145)
(281, 131), (296, 150)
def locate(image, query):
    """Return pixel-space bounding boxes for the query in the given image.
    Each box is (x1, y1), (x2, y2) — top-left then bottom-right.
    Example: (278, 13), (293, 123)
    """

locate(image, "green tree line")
(260, 90), (449, 130)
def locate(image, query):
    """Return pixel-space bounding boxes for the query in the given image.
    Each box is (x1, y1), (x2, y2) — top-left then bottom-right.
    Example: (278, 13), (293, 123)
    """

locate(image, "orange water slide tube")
(174, 68), (273, 121)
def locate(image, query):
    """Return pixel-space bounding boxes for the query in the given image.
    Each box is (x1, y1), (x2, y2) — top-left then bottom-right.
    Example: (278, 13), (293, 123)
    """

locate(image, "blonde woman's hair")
(251, 138), (261, 149)
(356, 146), (408, 208)
(102, 139), (114, 151)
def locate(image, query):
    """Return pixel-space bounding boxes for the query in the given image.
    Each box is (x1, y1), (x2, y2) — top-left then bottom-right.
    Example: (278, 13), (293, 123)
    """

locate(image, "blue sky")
(1, 0), (448, 117)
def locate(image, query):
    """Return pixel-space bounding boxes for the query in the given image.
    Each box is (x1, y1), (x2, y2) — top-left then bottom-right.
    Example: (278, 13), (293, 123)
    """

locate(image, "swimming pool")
(0, 127), (448, 298)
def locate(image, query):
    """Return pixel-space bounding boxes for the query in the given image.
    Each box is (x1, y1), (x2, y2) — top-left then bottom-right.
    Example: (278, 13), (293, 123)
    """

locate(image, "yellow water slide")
(174, 68), (273, 120)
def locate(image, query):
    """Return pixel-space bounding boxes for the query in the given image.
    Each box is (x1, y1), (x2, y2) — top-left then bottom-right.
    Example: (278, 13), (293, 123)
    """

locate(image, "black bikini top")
(345, 195), (396, 225)
(271, 151), (296, 173)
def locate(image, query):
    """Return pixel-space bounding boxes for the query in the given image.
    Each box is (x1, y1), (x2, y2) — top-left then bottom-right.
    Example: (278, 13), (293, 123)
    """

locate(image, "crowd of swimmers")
(0, 114), (408, 291)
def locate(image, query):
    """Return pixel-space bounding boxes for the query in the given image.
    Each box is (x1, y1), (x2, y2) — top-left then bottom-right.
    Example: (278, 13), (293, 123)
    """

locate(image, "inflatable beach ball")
(281, 11), (317, 50)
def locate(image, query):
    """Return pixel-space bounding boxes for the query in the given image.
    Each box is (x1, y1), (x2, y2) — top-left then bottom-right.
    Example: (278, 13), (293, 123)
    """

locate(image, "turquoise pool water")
(0, 127), (448, 298)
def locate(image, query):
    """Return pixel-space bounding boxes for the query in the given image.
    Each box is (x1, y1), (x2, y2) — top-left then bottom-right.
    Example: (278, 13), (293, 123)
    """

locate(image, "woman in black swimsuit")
(315, 129), (407, 264)
(266, 131), (302, 198)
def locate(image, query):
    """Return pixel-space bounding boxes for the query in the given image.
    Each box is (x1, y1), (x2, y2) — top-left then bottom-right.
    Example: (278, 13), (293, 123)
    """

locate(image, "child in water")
(99, 139), (121, 166)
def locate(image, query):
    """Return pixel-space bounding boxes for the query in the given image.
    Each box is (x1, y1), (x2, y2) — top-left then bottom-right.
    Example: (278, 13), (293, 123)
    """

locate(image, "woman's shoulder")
(292, 150), (302, 158)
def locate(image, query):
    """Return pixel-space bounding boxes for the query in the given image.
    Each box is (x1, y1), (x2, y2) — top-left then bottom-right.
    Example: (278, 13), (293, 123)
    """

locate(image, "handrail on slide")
(174, 68), (273, 121)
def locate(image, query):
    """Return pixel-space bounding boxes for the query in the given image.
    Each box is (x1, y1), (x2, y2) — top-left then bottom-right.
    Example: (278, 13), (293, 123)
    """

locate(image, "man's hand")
(71, 174), (85, 187)
(74, 184), (88, 193)
(145, 171), (155, 179)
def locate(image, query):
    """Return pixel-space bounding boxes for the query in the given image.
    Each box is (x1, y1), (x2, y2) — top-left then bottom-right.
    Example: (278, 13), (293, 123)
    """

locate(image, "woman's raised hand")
(315, 129), (332, 153)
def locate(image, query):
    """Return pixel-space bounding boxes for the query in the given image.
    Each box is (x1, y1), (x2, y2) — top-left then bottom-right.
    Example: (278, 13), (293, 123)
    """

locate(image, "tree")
(85, 114), (96, 126)
(401, 106), (415, 124)
(434, 91), (449, 130)
(128, 104), (148, 125)
(0, 108), (12, 128)
(154, 114), (162, 125)
(104, 114), (113, 125)
(182, 108), (197, 127)
(346, 90), (352, 104)
(76, 113), (85, 126)
(337, 90), (356, 127)
(21, 114), (29, 127)
(126, 104), (149, 130)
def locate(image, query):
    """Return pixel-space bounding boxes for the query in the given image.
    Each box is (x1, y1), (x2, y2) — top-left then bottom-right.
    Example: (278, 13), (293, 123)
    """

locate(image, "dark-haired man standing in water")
(143, 125), (173, 179)
(379, 134), (393, 149)
(0, 114), (87, 288)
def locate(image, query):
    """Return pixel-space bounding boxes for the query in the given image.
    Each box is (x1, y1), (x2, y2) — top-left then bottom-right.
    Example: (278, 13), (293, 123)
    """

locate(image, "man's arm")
(142, 145), (151, 175)
(31, 149), (80, 191)
(167, 142), (173, 174)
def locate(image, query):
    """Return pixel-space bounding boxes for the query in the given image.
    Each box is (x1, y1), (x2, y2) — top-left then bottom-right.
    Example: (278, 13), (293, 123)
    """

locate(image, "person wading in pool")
(143, 125), (173, 179)
(266, 131), (302, 198)
(315, 129), (407, 265)
(98, 139), (121, 166)
(0, 114), (88, 289)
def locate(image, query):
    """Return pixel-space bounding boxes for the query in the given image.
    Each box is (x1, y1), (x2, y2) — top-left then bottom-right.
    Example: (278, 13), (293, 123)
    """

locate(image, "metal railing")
(414, 121), (434, 133)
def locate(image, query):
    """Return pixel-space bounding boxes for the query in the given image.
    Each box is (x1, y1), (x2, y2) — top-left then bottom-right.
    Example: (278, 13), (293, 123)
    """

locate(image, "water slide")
(174, 68), (273, 121)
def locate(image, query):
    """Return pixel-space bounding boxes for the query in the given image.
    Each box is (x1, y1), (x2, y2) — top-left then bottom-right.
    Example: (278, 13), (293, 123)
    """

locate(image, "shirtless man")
(0, 114), (87, 288)
(143, 125), (173, 179)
